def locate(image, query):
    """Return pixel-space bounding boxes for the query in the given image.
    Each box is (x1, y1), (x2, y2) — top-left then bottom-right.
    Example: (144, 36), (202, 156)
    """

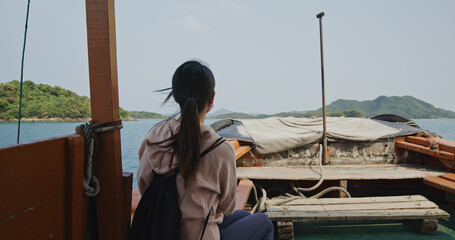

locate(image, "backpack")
(129, 137), (226, 240)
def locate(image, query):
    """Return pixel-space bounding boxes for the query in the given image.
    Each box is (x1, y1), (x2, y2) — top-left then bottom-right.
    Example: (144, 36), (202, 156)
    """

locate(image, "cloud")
(172, 15), (209, 33)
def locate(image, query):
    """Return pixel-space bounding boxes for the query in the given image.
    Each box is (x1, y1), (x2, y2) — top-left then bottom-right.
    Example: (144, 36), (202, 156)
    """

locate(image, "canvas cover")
(216, 117), (423, 154)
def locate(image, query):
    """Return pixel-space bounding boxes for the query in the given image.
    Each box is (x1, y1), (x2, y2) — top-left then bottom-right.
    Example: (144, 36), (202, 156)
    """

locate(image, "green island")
(1, 80), (454, 121)
(129, 111), (166, 120)
(0, 80), (164, 121)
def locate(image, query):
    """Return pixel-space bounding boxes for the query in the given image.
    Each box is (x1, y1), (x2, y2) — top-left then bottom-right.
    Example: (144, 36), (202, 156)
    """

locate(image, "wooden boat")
(211, 116), (455, 239)
(1, 1), (455, 240)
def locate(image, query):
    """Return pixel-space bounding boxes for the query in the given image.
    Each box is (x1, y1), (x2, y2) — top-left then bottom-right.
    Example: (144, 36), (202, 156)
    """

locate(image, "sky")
(1, 0), (454, 115)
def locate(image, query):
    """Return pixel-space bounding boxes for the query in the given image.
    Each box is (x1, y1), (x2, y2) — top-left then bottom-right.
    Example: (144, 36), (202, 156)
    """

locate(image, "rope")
(76, 120), (123, 197)
(424, 133), (439, 150)
(244, 143), (352, 211)
(296, 144), (325, 192)
(17, 0), (31, 144)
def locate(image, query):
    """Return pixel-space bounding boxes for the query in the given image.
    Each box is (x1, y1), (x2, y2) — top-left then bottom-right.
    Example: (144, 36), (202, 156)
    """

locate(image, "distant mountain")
(322, 96), (455, 119)
(129, 111), (165, 119)
(208, 96), (455, 120)
(207, 108), (234, 118)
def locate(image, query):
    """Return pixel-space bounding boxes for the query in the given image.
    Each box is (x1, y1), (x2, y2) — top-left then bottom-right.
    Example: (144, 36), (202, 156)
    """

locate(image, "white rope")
(241, 143), (352, 211)
(296, 144), (324, 192)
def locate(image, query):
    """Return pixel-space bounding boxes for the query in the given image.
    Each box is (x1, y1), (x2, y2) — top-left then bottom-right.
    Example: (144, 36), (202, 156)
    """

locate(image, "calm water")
(1, 119), (454, 188)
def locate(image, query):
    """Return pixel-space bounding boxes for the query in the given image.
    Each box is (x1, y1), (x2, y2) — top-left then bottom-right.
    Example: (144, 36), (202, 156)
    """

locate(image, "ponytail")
(150, 60), (215, 187)
(176, 97), (201, 185)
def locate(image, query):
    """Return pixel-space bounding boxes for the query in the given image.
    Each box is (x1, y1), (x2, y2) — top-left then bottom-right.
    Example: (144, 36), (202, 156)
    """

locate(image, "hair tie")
(185, 96), (195, 103)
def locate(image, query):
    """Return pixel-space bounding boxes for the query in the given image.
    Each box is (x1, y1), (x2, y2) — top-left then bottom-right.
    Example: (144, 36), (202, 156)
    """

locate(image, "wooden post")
(85, 0), (126, 239)
(337, 180), (348, 198)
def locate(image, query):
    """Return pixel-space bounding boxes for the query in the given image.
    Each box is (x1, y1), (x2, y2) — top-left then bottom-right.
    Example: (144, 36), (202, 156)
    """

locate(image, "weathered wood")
(236, 164), (447, 181)
(85, 0), (126, 239)
(265, 195), (450, 225)
(0, 137), (66, 220)
(235, 179), (253, 210)
(267, 195), (428, 206)
(0, 195), (65, 240)
(65, 135), (85, 240)
(267, 201), (438, 212)
(266, 209), (449, 222)
(412, 219), (439, 234)
(277, 221), (294, 240)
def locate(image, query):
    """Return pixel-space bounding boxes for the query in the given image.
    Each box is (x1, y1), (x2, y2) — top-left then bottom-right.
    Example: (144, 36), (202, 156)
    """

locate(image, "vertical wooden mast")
(85, 0), (126, 239)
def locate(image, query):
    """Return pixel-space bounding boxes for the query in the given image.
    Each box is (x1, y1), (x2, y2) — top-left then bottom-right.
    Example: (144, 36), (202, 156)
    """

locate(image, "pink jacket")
(137, 119), (237, 240)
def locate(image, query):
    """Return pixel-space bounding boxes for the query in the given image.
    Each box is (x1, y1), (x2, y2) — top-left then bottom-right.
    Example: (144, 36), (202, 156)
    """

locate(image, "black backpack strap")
(200, 137), (226, 158)
(200, 208), (212, 240)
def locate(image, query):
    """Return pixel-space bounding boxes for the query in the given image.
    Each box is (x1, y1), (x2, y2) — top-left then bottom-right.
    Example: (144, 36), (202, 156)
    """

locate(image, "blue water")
(0, 119), (218, 188)
(1, 119), (454, 188)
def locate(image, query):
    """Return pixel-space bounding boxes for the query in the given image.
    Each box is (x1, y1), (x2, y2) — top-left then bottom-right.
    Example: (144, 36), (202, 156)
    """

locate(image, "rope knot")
(76, 119), (123, 197)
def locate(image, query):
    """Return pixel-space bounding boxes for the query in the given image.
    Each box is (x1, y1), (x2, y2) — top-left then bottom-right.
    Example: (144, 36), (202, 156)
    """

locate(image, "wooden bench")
(265, 195), (449, 240)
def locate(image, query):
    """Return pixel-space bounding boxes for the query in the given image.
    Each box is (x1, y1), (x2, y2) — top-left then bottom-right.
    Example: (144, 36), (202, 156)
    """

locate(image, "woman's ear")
(206, 91), (215, 113)
(210, 91), (216, 105)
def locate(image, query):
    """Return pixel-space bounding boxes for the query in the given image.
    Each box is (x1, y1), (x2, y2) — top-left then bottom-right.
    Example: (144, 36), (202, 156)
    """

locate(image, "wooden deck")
(266, 195), (450, 239)
(236, 164), (448, 180)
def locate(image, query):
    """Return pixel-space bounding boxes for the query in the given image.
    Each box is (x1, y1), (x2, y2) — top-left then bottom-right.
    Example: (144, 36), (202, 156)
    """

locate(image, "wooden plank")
(439, 173), (455, 182)
(235, 179), (253, 210)
(267, 201), (438, 212)
(65, 135), (85, 240)
(235, 146), (252, 160)
(267, 195), (428, 206)
(0, 137), (66, 220)
(131, 188), (141, 221)
(406, 136), (455, 153)
(123, 172), (133, 229)
(395, 141), (455, 161)
(0, 194), (65, 240)
(85, 0), (126, 239)
(236, 165), (448, 180)
(424, 176), (455, 195)
(265, 209), (450, 222)
(227, 139), (240, 149)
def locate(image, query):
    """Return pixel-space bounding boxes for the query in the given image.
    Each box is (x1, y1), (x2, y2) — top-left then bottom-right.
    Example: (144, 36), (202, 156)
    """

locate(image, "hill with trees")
(129, 111), (165, 119)
(0, 80), (130, 120)
(323, 96), (455, 119)
(209, 96), (455, 119)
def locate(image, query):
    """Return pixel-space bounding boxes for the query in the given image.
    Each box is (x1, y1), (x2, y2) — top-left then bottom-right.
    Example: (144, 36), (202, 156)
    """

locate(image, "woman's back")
(137, 119), (236, 240)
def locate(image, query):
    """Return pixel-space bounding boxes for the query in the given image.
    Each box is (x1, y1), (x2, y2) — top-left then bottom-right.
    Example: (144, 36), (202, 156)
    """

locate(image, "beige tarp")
(234, 117), (413, 154)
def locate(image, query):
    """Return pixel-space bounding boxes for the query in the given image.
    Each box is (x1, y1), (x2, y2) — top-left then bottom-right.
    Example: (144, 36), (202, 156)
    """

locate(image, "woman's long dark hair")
(151, 60), (215, 186)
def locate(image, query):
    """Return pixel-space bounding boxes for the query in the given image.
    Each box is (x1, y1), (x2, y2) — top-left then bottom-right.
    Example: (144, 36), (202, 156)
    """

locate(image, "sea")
(1, 119), (454, 188)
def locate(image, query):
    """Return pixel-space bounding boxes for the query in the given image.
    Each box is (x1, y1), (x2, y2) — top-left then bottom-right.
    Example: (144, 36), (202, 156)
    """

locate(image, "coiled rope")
(17, 0), (31, 144)
(246, 144), (351, 212)
(76, 120), (123, 197)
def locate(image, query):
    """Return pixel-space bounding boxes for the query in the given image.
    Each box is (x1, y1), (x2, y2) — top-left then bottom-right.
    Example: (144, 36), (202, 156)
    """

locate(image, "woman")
(137, 60), (273, 240)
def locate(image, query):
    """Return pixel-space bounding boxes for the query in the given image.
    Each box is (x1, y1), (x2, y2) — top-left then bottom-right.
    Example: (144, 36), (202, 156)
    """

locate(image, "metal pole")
(317, 12), (328, 164)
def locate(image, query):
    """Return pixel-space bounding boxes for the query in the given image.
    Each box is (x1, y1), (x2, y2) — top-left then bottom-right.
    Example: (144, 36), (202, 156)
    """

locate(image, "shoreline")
(0, 117), (453, 123)
(0, 118), (140, 123)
